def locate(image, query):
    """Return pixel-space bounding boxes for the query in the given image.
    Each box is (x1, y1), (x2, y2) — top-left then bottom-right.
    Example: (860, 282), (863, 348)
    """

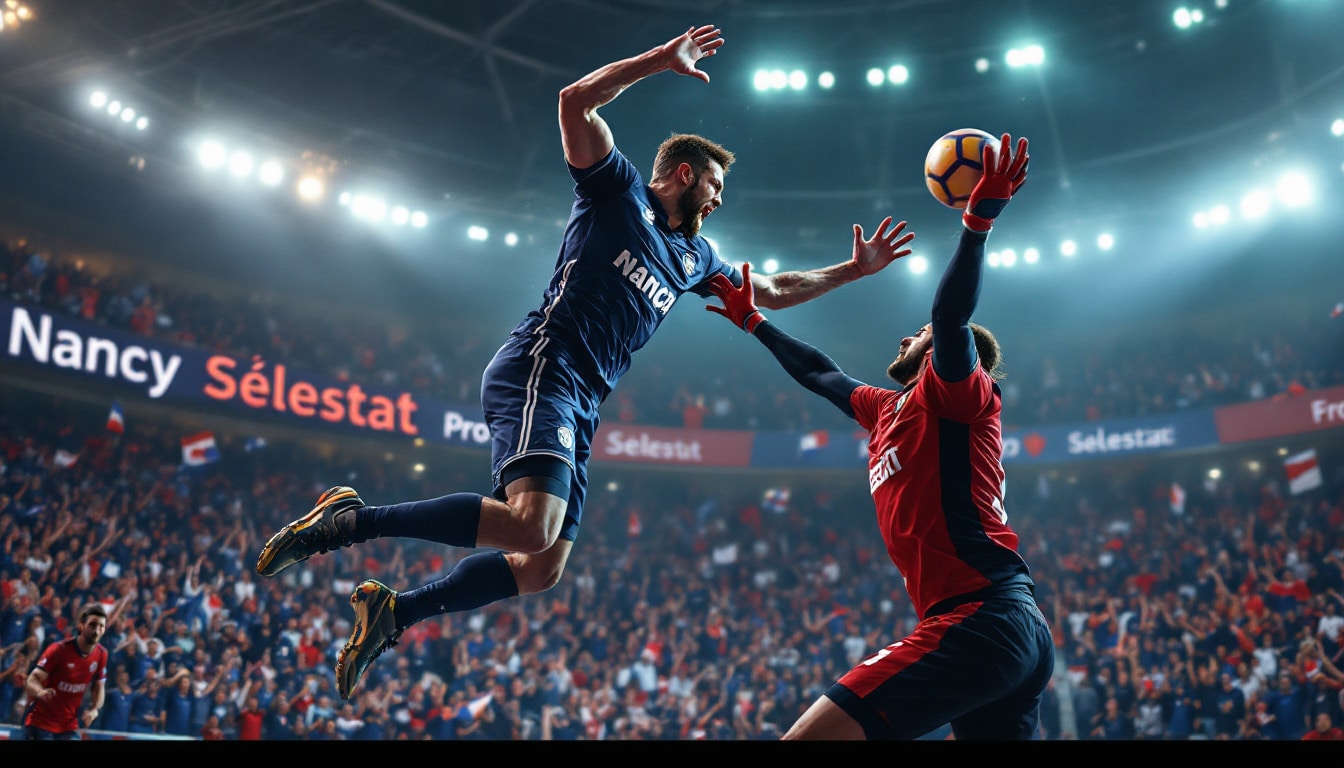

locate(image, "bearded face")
(676, 182), (705, 237)
(886, 325), (932, 386)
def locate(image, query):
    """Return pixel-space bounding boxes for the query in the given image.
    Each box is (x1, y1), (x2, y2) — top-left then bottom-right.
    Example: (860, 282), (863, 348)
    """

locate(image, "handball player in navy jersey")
(706, 134), (1055, 740)
(255, 24), (916, 700)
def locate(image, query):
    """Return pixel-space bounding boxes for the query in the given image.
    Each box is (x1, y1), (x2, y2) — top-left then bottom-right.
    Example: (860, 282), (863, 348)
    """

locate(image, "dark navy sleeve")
(930, 228), (988, 384)
(568, 146), (639, 199)
(754, 321), (865, 418)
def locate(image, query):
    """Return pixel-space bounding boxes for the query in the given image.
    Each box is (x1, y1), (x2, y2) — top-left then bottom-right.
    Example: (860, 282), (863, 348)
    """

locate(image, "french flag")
(181, 431), (221, 466)
(106, 400), (125, 434)
(1285, 449), (1322, 495)
(799, 430), (829, 453)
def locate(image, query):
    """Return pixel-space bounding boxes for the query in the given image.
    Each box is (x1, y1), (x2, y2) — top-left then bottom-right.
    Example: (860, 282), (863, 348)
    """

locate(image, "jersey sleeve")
(848, 384), (890, 432)
(922, 366), (997, 422)
(568, 146), (640, 199)
(688, 237), (737, 297)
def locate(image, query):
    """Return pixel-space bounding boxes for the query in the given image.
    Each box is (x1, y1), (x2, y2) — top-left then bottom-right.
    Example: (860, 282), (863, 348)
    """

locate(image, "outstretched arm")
(707, 264), (864, 417)
(558, 25), (723, 170)
(751, 217), (914, 309)
(930, 134), (1029, 383)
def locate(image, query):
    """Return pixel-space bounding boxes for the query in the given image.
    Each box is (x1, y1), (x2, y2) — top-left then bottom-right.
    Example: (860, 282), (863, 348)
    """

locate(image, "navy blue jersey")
(508, 146), (735, 400)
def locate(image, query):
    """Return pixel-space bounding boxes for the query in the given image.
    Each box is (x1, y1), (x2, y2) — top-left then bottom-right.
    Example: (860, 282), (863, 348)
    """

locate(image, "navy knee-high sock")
(354, 493), (483, 548)
(393, 551), (519, 629)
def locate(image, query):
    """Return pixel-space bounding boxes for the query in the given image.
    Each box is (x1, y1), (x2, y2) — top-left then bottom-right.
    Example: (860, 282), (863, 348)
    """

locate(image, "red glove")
(706, 263), (765, 333)
(963, 134), (1029, 234)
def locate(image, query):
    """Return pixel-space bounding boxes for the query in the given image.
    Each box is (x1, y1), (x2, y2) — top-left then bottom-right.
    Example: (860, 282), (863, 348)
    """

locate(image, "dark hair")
(79, 603), (108, 624)
(652, 133), (735, 182)
(970, 323), (1004, 380)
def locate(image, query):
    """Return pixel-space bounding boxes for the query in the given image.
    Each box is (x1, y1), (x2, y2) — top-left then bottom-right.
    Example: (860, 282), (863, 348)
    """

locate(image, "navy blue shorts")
(826, 588), (1055, 740)
(480, 336), (599, 542)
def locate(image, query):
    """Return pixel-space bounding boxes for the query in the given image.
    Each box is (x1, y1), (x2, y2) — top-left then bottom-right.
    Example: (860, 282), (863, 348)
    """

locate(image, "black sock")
(393, 551), (519, 628)
(356, 493), (482, 547)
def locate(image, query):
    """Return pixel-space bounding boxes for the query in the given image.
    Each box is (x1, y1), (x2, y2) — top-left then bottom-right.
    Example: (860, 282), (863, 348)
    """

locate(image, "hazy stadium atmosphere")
(1, 0), (1343, 744)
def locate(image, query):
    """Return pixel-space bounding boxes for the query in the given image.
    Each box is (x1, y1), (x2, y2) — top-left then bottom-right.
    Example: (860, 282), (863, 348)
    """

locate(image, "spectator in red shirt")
(1302, 712), (1344, 740)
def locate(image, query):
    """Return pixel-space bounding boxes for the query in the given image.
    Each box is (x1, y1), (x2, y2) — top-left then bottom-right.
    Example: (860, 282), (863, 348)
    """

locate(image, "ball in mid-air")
(924, 128), (999, 210)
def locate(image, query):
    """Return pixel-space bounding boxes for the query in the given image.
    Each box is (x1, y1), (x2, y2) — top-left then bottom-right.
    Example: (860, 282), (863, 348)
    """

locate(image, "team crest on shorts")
(682, 253), (696, 275)
(557, 426), (574, 451)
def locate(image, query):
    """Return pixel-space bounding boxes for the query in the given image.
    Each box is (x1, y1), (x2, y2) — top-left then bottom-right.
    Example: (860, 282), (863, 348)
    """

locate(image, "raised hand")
(662, 25), (724, 83)
(850, 217), (915, 276)
(963, 134), (1029, 233)
(705, 263), (765, 333)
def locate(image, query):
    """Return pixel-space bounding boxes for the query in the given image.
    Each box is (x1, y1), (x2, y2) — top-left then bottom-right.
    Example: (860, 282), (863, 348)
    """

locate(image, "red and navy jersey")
(24, 637), (108, 733)
(849, 364), (1033, 620)
(508, 146), (735, 401)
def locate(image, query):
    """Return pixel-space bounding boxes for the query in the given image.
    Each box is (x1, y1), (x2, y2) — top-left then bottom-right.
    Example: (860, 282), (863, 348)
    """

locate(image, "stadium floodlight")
(817, 71), (835, 89)
(296, 176), (324, 202)
(1332, 119), (1344, 137)
(905, 254), (929, 275)
(106, 100), (121, 116)
(504, 232), (519, 246)
(135, 116), (148, 130)
(1274, 171), (1313, 208)
(986, 251), (1001, 268)
(787, 70), (807, 90)
(1239, 188), (1271, 219)
(410, 211), (428, 228)
(1005, 45), (1044, 68)
(1060, 239), (1077, 257)
(198, 140), (227, 170)
(228, 150), (254, 178)
(89, 91), (107, 108)
(1096, 233), (1115, 251)
(768, 69), (787, 90)
(467, 225), (489, 241)
(1023, 247), (1040, 264)
(974, 58), (990, 73)
(119, 107), (135, 123)
(257, 160), (284, 187)
(886, 65), (909, 85)
(1208, 204), (1230, 226)
(866, 67), (885, 86)
(999, 248), (1018, 268)
(752, 70), (772, 91)
(761, 258), (780, 274)
(1192, 211), (1209, 229)
(390, 206), (410, 225)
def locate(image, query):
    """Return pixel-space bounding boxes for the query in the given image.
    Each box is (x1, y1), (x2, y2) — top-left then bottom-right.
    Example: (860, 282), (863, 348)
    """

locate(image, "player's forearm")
(560, 46), (670, 119)
(754, 261), (863, 310)
(24, 674), (46, 698)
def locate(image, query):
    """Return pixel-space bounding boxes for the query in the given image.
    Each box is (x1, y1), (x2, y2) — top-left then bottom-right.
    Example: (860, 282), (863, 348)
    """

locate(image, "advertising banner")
(1213, 385), (1344, 444)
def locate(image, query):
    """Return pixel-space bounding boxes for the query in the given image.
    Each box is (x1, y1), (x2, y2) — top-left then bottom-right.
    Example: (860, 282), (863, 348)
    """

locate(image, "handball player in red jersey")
(707, 135), (1055, 740)
(23, 603), (109, 740)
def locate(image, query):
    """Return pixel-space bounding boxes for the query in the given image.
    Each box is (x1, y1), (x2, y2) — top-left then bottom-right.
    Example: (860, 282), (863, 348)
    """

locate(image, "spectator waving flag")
(106, 400), (125, 434)
(798, 430), (829, 453)
(762, 487), (790, 514)
(1169, 482), (1186, 515)
(53, 449), (80, 469)
(181, 431), (221, 466)
(1284, 449), (1322, 495)
(1331, 301), (1343, 319)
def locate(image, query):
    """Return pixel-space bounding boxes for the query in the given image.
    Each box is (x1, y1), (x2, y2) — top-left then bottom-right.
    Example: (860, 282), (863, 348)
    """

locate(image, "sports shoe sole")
(335, 580), (396, 700)
(255, 486), (360, 577)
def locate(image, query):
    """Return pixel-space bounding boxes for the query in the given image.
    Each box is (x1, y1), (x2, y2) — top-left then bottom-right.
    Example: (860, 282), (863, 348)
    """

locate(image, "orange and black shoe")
(335, 580), (402, 700)
(255, 486), (363, 577)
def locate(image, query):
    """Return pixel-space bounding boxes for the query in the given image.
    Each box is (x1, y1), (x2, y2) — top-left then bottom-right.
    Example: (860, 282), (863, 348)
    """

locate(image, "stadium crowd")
(0, 383), (1342, 740)
(2, 232), (1344, 741)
